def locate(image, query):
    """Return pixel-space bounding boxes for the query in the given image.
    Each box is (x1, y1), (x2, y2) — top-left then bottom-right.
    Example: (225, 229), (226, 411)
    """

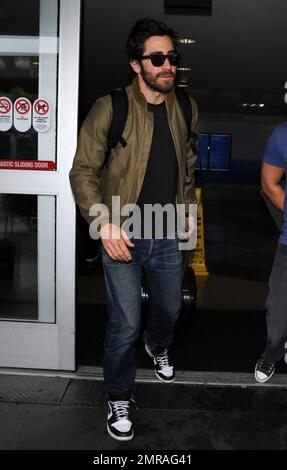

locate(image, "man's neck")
(137, 76), (165, 105)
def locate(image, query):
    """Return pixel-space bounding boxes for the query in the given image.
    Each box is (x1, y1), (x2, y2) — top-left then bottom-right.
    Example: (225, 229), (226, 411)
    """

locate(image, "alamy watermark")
(88, 196), (197, 250)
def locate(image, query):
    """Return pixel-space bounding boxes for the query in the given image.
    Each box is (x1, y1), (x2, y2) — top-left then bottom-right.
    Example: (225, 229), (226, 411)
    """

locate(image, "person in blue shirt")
(255, 122), (287, 382)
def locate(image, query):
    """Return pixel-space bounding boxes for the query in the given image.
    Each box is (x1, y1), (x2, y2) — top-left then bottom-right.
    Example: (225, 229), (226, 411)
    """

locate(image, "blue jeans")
(101, 237), (182, 400)
(264, 243), (287, 363)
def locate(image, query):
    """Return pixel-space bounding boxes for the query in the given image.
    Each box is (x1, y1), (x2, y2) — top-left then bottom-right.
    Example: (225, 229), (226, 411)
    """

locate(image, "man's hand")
(179, 215), (196, 240)
(100, 223), (135, 261)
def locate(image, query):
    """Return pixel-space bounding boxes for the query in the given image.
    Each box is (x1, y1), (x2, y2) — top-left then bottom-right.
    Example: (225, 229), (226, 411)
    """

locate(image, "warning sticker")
(0, 97), (13, 132)
(0, 159), (56, 171)
(14, 97), (32, 132)
(33, 98), (51, 133)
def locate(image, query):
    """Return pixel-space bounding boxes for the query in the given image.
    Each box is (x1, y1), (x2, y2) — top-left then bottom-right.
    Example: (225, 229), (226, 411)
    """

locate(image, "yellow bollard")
(188, 187), (209, 276)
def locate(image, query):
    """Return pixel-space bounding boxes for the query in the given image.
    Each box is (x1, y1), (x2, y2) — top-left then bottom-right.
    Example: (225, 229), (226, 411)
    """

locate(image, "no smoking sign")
(0, 98), (12, 114)
(0, 96), (13, 132)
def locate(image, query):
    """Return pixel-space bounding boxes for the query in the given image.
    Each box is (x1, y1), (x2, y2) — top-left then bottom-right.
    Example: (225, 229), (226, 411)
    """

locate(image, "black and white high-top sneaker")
(254, 357), (276, 383)
(107, 400), (134, 441)
(145, 344), (175, 383)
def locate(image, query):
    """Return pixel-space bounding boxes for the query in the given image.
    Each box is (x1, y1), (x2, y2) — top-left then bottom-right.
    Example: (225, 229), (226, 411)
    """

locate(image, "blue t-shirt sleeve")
(263, 126), (286, 168)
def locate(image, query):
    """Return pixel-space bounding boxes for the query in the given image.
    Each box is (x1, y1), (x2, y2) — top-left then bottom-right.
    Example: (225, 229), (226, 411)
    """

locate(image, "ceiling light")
(177, 66), (192, 71)
(177, 84), (189, 88)
(239, 102), (265, 108)
(179, 38), (196, 45)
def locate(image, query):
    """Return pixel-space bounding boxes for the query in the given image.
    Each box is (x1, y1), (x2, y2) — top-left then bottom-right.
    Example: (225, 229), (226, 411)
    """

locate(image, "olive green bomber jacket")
(69, 77), (199, 232)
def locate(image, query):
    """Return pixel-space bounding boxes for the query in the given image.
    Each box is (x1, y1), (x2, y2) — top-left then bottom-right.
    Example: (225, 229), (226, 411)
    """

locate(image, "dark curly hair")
(126, 17), (179, 60)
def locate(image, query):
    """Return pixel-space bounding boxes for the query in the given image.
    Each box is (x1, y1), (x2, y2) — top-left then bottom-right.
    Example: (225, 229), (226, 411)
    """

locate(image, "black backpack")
(103, 86), (198, 167)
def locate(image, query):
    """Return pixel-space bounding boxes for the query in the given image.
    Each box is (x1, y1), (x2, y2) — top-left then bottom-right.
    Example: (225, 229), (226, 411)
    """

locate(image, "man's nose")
(162, 57), (172, 69)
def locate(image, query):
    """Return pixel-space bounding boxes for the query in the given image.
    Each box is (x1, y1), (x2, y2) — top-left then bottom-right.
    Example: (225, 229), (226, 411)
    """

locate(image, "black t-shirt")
(135, 101), (178, 237)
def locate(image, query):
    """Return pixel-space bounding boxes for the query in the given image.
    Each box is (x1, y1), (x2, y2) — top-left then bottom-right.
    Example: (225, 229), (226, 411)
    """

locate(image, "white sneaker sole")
(145, 344), (176, 383)
(155, 370), (176, 383)
(254, 367), (275, 383)
(107, 424), (134, 441)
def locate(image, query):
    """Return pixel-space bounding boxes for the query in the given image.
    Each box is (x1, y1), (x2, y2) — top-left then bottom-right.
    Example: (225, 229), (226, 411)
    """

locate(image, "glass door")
(0, 0), (81, 369)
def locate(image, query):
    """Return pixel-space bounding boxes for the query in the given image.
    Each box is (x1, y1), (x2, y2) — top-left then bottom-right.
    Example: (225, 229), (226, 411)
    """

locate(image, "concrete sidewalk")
(0, 373), (287, 450)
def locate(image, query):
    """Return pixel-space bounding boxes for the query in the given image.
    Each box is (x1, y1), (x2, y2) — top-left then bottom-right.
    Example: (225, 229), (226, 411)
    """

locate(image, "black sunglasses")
(140, 52), (180, 67)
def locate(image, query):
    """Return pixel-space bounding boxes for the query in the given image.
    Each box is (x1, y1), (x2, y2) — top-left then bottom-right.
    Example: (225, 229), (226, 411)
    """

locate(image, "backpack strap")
(175, 87), (198, 155)
(175, 87), (192, 142)
(103, 88), (128, 167)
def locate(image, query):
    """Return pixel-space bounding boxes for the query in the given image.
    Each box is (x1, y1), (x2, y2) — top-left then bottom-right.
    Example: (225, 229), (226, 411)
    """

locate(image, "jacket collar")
(131, 76), (176, 108)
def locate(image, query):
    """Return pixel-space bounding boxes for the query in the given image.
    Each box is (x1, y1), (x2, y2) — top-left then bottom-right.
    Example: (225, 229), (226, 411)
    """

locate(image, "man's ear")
(130, 59), (141, 74)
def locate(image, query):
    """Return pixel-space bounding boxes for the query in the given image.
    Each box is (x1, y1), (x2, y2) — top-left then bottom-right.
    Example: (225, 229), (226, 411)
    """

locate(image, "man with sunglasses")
(70, 17), (198, 441)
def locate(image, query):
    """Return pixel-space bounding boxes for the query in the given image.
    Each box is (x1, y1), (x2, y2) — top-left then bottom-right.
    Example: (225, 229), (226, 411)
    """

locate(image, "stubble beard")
(140, 64), (176, 94)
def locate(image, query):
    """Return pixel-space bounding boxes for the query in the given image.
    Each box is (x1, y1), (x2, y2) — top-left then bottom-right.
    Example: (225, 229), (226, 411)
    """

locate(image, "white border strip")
(0, 36), (58, 55)
(1, 367), (287, 388)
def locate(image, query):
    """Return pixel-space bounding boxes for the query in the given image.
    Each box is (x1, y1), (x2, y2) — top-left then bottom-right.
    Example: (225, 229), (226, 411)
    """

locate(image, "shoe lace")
(260, 359), (274, 374)
(156, 350), (173, 372)
(110, 400), (130, 421)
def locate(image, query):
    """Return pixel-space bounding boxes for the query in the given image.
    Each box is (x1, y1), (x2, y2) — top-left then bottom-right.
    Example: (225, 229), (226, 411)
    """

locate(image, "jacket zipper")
(166, 107), (183, 206)
(125, 107), (148, 208)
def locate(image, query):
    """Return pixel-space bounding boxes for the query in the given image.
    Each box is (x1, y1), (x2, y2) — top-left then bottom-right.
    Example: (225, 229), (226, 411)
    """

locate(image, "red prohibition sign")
(34, 99), (49, 115)
(0, 98), (11, 114)
(15, 98), (31, 115)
